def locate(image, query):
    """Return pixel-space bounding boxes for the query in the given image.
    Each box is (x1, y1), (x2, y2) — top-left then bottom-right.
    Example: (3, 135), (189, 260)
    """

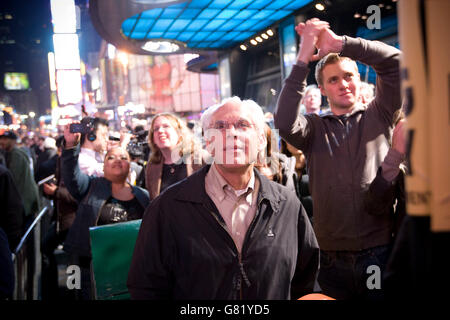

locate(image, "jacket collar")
(90, 177), (149, 208)
(174, 165), (285, 213)
(321, 102), (366, 120)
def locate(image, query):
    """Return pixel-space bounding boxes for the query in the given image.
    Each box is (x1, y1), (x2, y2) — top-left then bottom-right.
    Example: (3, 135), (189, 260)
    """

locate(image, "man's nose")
(338, 79), (349, 89)
(112, 158), (122, 164)
(226, 125), (242, 138)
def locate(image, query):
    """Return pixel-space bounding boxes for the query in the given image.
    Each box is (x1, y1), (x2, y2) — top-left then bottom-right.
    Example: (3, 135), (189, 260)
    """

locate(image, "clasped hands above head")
(296, 18), (344, 64)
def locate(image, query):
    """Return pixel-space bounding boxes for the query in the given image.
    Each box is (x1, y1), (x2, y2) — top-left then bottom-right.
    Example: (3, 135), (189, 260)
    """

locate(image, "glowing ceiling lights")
(241, 29), (275, 51)
(141, 40), (180, 53)
(315, 3), (325, 11)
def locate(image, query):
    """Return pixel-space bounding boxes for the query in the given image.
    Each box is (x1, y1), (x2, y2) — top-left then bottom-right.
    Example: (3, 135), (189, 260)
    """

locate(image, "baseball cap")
(0, 131), (18, 140)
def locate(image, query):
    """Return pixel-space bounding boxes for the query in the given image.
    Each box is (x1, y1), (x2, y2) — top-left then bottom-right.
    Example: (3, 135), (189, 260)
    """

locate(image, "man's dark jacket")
(274, 36), (401, 251)
(127, 165), (320, 300)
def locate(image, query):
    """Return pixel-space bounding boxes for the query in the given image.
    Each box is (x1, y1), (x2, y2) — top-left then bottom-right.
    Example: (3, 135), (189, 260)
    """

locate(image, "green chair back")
(89, 219), (141, 300)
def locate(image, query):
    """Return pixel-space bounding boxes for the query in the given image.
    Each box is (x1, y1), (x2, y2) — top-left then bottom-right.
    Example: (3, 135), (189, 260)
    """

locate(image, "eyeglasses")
(211, 119), (254, 131)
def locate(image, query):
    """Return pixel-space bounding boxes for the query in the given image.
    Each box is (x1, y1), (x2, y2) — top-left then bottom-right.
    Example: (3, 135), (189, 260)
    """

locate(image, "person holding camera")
(61, 123), (150, 299)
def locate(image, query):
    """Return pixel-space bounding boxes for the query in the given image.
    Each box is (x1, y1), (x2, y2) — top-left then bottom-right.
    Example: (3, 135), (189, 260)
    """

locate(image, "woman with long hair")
(145, 113), (208, 200)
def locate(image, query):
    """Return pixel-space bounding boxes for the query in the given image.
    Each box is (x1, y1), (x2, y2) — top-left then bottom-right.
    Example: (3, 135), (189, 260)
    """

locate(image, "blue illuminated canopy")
(121, 0), (312, 50)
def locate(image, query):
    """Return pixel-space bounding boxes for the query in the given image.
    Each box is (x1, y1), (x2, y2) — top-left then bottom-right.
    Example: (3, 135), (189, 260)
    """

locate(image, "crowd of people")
(1, 18), (409, 301)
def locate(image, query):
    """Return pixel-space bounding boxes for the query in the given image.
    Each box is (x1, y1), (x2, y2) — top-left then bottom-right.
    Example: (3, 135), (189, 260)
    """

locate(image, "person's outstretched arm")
(274, 19), (335, 151)
(61, 124), (92, 202)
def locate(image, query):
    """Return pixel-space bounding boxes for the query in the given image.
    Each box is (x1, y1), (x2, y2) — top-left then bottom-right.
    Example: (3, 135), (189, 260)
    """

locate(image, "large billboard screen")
(4, 72), (30, 90)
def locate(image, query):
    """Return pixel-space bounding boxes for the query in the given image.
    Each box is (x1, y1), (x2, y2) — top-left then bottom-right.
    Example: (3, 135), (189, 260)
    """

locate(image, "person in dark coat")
(0, 164), (25, 252)
(127, 96), (319, 300)
(0, 227), (14, 300)
(0, 131), (40, 220)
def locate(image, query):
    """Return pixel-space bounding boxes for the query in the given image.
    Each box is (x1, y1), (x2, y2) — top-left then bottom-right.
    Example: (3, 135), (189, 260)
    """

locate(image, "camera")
(70, 122), (92, 134)
(127, 140), (148, 159)
(126, 129), (149, 160)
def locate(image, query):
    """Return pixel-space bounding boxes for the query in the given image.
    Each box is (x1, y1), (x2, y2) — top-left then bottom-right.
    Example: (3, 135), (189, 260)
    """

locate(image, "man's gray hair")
(201, 96), (266, 136)
(304, 84), (319, 95)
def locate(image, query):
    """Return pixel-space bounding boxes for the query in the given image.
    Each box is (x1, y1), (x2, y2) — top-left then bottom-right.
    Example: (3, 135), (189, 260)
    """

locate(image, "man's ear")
(258, 131), (267, 153)
(319, 84), (327, 97)
(204, 135), (215, 157)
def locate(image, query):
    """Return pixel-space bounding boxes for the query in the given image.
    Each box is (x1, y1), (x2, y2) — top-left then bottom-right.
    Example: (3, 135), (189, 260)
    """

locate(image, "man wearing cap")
(0, 131), (40, 220)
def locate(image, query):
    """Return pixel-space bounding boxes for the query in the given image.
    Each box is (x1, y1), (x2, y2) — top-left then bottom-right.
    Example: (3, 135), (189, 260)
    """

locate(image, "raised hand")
(314, 27), (344, 60)
(296, 18), (329, 64)
(63, 122), (81, 149)
(296, 18), (343, 63)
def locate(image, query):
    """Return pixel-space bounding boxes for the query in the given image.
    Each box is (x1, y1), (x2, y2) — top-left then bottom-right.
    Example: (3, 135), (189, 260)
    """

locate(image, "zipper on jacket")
(239, 197), (268, 298)
(343, 117), (361, 248)
(202, 203), (229, 234)
(203, 203), (253, 299)
(238, 252), (252, 299)
(237, 198), (265, 299)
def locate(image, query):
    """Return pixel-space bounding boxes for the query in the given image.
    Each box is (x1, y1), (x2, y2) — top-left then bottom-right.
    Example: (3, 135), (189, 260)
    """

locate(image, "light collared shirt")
(79, 147), (104, 177)
(205, 163), (260, 253)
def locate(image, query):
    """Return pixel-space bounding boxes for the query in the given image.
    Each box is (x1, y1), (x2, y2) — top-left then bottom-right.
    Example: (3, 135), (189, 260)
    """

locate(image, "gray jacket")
(274, 36), (401, 251)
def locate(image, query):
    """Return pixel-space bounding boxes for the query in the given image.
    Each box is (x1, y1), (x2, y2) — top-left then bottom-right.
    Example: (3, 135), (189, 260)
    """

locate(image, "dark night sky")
(0, 0), (53, 115)
(0, 0), (102, 116)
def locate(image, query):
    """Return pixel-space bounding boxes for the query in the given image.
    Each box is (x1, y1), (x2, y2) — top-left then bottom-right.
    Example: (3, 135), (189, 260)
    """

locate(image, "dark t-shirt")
(160, 163), (188, 193)
(97, 196), (144, 226)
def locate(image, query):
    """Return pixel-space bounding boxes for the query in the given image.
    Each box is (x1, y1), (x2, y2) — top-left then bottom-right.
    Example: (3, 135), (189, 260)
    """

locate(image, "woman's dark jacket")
(145, 151), (208, 200)
(61, 145), (149, 258)
(127, 165), (320, 300)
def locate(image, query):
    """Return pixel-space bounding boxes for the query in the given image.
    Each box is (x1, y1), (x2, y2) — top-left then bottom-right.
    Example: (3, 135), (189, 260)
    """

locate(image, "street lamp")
(117, 51), (128, 68)
(29, 111), (36, 130)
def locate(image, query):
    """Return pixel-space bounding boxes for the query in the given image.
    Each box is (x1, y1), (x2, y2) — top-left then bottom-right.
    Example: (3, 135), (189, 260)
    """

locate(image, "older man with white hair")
(128, 96), (319, 300)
